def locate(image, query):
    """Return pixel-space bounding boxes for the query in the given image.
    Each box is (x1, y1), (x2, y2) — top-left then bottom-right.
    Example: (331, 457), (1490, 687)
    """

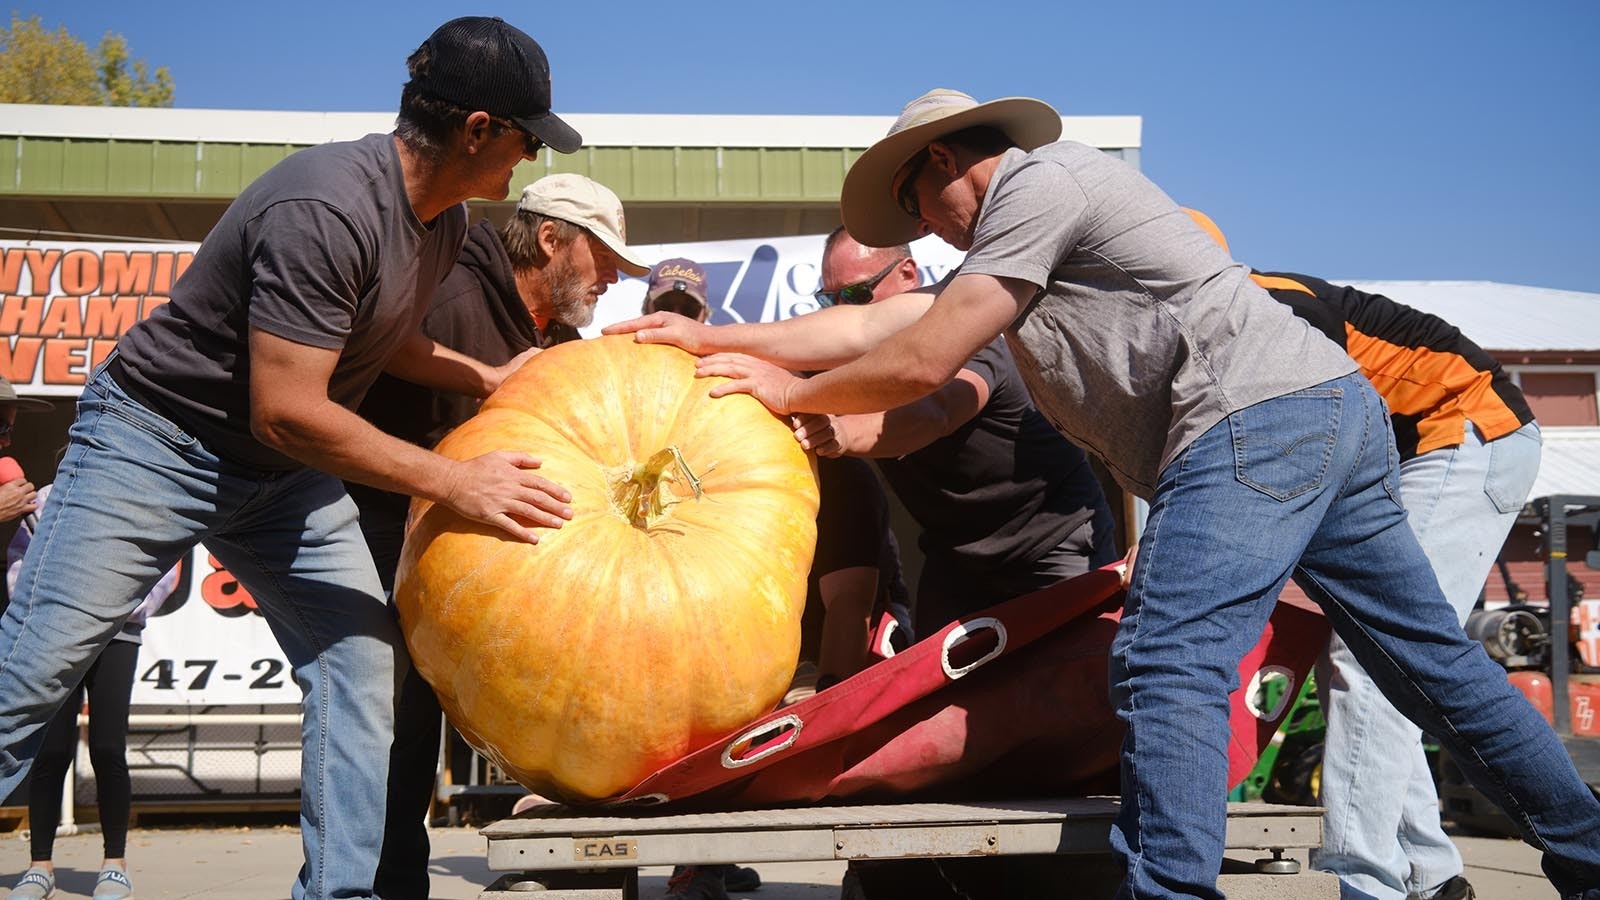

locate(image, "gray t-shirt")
(110, 132), (466, 470)
(958, 143), (1355, 498)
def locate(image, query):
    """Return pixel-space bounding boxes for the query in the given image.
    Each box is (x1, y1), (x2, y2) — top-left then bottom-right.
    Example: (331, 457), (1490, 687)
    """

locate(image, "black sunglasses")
(490, 116), (545, 157)
(815, 258), (908, 308)
(648, 293), (708, 321)
(894, 150), (931, 219)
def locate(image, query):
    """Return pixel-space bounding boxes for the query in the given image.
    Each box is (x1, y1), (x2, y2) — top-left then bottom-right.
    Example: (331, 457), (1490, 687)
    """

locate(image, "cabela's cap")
(644, 258), (710, 309)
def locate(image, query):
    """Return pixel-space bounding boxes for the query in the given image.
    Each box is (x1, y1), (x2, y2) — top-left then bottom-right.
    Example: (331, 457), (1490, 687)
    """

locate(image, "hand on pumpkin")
(601, 311), (712, 354)
(488, 346), (542, 394)
(698, 353), (798, 415)
(789, 413), (846, 457)
(440, 451), (574, 544)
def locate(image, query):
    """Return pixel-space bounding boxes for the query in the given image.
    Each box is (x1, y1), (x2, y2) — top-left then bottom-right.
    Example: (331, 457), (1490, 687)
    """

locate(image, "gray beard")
(545, 255), (595, 329)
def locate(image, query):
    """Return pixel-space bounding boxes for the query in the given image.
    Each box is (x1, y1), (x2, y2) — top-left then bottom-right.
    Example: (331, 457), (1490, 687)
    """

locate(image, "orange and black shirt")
(1253, 271), (1534, 460)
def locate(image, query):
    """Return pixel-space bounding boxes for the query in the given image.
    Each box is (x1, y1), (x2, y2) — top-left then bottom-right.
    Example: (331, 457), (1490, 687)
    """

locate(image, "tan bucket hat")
(841, 89), (1063, 247)
(516, 174), (650, 276)
(0, 375), (51, 412)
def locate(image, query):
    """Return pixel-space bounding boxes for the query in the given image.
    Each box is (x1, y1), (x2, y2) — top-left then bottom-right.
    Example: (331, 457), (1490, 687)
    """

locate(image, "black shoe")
(1410, 875), (1475, 900)
(664, 865), (730, 900)
(725, 865), (762, 892)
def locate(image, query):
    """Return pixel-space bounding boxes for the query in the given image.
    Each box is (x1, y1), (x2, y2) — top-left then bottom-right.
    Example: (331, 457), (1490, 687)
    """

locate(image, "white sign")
(3, 232), (969, 706)
(132, 548), (299, 704)
(578, 232), (964, 336)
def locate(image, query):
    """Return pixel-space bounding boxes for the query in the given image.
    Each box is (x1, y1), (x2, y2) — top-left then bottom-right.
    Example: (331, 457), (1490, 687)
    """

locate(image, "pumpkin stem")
(615, 445), (704, 528)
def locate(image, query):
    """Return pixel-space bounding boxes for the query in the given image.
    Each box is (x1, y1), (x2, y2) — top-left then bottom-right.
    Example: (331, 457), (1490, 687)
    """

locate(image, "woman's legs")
(24, 685), (83, 865)
(83, 640), (138, 863)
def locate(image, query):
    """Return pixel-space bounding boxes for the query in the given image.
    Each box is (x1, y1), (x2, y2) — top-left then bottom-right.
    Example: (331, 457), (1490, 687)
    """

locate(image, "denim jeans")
(0, 367), (405, 899)
(1110, 374), (1599, 900)
(356, 500), (446, 900)
(1313, 420), (1544, 899)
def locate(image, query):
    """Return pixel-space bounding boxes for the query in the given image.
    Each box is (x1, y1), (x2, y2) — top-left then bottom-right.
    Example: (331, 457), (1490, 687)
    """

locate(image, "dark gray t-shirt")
(874, 336), (1106, 571)
(958, 143), (1355, 498)
(110, 132), (467, 470)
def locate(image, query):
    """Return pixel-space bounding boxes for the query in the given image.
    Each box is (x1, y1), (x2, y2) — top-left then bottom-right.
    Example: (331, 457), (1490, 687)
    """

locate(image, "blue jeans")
(1110, 374), (1599, 900)
(0, 367), (405, 899)
(1314, 421), (1544, 899)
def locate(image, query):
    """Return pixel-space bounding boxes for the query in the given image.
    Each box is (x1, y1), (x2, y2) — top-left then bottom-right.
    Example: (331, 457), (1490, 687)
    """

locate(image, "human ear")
(462, 111), (495, 153)
(537, 220), (561, 257)
(928, 141), (960, 176)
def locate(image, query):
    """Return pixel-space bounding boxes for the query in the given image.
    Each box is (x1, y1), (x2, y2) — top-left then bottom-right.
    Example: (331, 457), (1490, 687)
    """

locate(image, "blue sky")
(39, 1), (1600, 291)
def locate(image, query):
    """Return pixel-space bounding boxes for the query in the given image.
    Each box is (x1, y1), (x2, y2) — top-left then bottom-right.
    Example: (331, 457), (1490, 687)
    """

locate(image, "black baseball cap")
(410, 16), (582, 154)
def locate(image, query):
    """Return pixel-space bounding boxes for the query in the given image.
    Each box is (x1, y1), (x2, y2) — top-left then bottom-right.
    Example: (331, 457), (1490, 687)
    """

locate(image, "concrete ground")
(0, 820), (1561, 899)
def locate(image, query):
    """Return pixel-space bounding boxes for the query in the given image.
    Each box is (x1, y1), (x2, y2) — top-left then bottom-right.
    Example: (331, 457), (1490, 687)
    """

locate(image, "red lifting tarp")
(609, 567), (1329, 809)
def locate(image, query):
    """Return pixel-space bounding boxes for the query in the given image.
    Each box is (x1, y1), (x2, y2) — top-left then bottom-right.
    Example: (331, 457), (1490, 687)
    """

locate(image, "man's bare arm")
(816, 566), (879, 681)
(798, 370), (989, 459)
(603, 289), (935, 370)
(383, 330), (537, 398)
(248, 328), (571, 543)
(702, 274), (1031, 417)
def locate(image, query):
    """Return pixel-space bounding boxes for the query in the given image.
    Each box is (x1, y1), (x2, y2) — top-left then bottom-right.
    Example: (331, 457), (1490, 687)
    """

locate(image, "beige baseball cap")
(516, 174), (650, 276)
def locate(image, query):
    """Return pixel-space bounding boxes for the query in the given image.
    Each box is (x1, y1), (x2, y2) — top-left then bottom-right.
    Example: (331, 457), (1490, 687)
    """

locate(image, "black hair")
(395, 43), (516, 161)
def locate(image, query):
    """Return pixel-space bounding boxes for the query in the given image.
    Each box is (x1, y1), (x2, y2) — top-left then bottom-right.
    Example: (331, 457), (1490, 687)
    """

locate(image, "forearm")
(253, 399), (460, 503)
(788, 328), (958, 415)
(786, 277), (1019, 416)
(837, 405), (945, 458)
(713, 293), (932, 370)
(816, 569), (878, 679)
(385, 332), (496, 398)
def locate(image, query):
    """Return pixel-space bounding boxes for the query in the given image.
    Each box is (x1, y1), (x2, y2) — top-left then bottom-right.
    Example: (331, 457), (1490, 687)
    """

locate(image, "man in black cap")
(0, 18), (580, 899)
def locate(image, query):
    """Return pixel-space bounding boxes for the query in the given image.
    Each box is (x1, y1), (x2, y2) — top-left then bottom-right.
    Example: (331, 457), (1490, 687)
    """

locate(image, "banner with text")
(1, 233), (963, 705)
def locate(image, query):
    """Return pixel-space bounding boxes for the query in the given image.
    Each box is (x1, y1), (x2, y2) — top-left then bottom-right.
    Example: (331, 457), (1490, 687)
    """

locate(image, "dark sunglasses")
(814, 258), (908, 308)
(490, 116), (545, 157)
(894, 150), (931, 219)
(0, 421), (11, 437)
(648, 293), (707, 320)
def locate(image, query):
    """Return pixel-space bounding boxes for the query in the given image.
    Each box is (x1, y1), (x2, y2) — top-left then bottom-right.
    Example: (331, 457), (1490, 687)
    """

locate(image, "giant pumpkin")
(394, 335), (819, 801)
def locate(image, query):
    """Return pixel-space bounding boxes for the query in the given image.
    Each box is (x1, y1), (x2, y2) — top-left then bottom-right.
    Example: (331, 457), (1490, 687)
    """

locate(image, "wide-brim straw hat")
(841, 89), (1062, 247)
(0, 376), (51, 412)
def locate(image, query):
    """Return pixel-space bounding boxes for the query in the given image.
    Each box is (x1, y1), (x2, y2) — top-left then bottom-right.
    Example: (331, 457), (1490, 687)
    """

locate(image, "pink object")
(608, 567), (1328, 808)
(0, 456), (23, 483)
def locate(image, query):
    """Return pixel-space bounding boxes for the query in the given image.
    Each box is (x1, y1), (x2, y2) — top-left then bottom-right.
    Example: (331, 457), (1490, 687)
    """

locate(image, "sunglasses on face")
(648, 293), (707, 320)
(489, 117), (545, 157)
(895, 150), (931, 220)
(814, 258), (908, 308)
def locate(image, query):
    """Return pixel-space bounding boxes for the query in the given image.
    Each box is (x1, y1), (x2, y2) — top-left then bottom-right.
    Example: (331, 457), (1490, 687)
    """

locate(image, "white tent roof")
(1342, 280), (1600, 353)
(0, 104), (1143, 150)
(1528, 427), (1600, 501)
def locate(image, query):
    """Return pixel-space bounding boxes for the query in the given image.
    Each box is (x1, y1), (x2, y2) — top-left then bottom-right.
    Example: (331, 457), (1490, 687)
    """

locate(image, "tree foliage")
(0, 13), (173, 106)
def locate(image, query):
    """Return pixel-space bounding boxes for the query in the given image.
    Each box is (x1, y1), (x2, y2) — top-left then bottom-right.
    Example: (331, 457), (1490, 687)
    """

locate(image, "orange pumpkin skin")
(394, 335), (819, 801)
